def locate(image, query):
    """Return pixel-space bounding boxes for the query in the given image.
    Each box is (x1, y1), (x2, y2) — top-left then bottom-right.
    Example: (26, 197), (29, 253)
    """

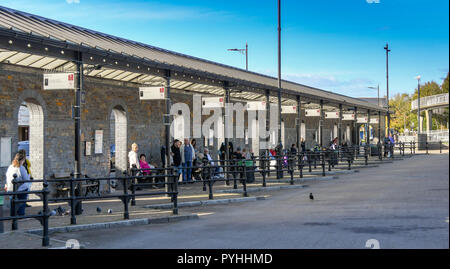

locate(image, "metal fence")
(3, 142), (442, 247)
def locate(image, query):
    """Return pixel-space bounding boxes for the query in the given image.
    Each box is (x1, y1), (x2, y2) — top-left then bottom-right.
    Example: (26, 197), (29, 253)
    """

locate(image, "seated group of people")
(128, 143), (160, 189)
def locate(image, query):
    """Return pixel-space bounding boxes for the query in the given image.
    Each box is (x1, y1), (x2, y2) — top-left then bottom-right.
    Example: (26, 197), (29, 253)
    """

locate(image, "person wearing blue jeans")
(181, 138), (195, 183)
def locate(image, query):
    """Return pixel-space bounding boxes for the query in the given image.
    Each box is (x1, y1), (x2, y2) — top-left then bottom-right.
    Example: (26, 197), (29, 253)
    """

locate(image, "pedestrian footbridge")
(411, 93), (449, 111)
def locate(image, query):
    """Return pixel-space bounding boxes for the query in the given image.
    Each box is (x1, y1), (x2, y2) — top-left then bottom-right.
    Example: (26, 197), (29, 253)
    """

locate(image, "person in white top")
(5, 152), (32, 216)
(128, 143), (140, 170)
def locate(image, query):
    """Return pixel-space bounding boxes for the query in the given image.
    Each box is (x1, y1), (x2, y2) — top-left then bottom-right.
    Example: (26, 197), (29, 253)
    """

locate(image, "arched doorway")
(110, 106), (127, 177)
(17, 98), (44, 186)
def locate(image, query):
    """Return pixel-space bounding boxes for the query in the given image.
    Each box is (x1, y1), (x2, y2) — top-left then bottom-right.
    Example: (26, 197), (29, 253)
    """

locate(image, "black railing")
(2, 141), (434, 247)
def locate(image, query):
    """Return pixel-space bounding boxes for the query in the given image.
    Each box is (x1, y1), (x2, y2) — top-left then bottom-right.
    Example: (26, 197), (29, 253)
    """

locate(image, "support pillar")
(319, 100), (324, 148)
(367, 109), (371, 156)
(425, 109), (432, 134)
(224, 82), (230, 185)
(73, 52), (83, 216)
(338, 104), (342, 146)
(354, 107), (358, 146)
(164, 70), (172, 196)
(296, 96), (301, 149)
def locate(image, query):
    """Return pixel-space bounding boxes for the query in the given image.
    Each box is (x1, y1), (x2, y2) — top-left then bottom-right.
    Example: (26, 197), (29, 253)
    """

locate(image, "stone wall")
(0, 63), (384, 189)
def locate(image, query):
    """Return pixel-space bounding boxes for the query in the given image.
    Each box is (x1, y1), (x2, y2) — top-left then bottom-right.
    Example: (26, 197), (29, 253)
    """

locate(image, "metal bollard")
(208, 164), (213, 200)
(130, 169), (136, 206)
(69, 173), (76, 225)
(298, 154), (304, 179)
(242, 164), (248, 197)
(308, 153), (312, 172)
(172, 169), (178, 215)
(262, 158), (267, 187)
(289, 158), (294, 185)
(321, 153), (325, 177)
(202, 160), (207, 192)
(122, 176), (129, 220)
(11, 174), (18, 231)
(426, 142), (429, 155)
(347, 156), (351, 170)
(365, 153), (368, 166)
(440, 140), (442, 154)
(42, 181), (50, 247)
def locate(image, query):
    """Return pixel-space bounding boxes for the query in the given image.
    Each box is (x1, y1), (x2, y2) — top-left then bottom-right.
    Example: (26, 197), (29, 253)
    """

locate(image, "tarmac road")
(50, 153), (449, 249)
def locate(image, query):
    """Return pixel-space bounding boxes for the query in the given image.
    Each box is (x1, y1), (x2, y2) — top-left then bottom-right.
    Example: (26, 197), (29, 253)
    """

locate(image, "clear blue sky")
(1, 0), (449, 98)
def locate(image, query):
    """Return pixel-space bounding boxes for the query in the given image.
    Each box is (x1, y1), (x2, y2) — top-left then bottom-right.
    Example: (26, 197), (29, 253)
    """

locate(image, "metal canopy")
(0, 5), (386, 113)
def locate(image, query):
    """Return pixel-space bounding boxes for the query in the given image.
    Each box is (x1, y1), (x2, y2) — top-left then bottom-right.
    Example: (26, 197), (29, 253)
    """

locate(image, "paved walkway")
(45, 153), (449, 249)
(1, 153), (447, 248)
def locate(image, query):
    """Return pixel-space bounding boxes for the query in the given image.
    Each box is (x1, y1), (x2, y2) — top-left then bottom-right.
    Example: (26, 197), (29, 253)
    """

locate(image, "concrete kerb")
(143, 196), (267, 210)
(25, 214), (199, 236)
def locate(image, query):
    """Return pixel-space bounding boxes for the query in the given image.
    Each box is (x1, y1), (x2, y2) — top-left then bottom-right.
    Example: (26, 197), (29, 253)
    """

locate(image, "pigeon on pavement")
(309, 193), (314, 200)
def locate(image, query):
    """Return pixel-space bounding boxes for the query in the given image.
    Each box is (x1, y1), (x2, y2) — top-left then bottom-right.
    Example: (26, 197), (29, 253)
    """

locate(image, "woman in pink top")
(139, 154), (151, 175)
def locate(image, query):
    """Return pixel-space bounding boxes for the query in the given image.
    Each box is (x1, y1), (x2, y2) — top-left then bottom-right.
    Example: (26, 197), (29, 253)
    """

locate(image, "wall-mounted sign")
(370, 118), (379, 124)
(139, 87), (166, 100)
(342, 113), (355, 121)
(305, 109), (321, 117)
(43, 73), (75, 90)
(0, 137), (11, 167)
(281, 106), (297, 114)
(325, 112), (339, 119)
(202, 97), (224, 108)
(246, 101), (266, 111)
(357, 117), (368, 123)
(94, 130), (103, 154)
(85, 141), (91, 156)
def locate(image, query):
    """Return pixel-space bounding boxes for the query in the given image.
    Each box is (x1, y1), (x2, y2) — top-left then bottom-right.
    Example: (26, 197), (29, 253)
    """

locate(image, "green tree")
(390, 93), (416, 133)
(441, 72), (449, 93)
(411, 81), (442, 100)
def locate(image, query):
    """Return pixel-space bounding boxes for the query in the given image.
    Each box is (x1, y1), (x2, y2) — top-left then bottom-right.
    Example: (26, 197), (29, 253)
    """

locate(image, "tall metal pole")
(319, 100), (324, 147)
(367, 109), (371, 143)
(296, 96), (301, 149)
(384, 43), (391, 136)
(417, 78), (421, 133)
(338, 104), (343, 146)
(224, 82), (230, 185)
(377, 84), (380, 107)
(276, 0), (283, 179)
(354, 106), (358, 146)
(164, 70), (171, 195)
(378, 111), (381, 143)
(74, 51), (83, 215)
(245, 42), (248, 71)
(277, 0), (282, 150)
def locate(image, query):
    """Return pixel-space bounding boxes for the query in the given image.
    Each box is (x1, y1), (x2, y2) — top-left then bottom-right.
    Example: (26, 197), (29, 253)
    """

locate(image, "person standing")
(181, 138), (195, 183)
(171, 140), (182, 181)
(128, 143), (141, 190)
(290, 144), (298, 156)
(5, 152), (32, 216)
(300, 138), (306, 153)
(18, 149), (32, 207)
(128, 143), (140, 171)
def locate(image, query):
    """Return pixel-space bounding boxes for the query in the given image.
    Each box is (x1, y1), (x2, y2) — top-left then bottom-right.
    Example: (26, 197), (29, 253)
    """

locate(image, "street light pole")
(416, 75), (421, 133)
(276, 0), (283, 179)
(384, 43), (391, 136)
(227, 42), (248, 71)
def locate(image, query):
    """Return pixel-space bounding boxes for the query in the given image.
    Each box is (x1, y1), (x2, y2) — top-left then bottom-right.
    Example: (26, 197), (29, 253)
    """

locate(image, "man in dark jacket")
(171, 140), (182, 178)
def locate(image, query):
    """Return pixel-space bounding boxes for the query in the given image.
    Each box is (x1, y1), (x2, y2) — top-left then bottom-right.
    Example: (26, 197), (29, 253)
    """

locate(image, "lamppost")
(227, 42), (248, 71)
(384, 43), (391, 135)
(416, 75), (421, 133)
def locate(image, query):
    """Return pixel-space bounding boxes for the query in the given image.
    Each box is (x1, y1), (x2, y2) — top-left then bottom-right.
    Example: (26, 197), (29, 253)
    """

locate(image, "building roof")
(0, 5), (386, 112)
